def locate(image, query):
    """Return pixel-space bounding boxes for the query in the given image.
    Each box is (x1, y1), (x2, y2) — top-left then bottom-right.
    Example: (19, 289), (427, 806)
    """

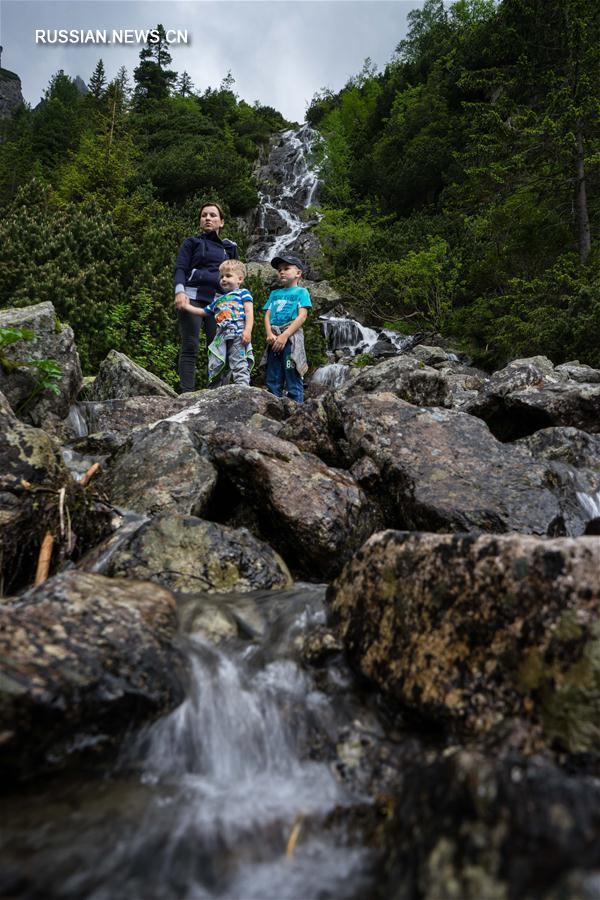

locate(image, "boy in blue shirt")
(263, 254), (312, 403)
(176, 259), (254, 386)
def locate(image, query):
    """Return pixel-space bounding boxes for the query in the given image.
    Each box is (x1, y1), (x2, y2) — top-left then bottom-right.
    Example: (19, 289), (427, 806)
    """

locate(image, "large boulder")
(0, 571), (184, 777)
(163, 385), (292, 443)
(207, 425), (382, 578)
(78, 396), (187, 437)
(85, 514), (292, 595)
(0, 302), (82, 427)
(339, 356), (451, 407)
(89, 350), (178, 401)
(97, 420), (217, 518)
(329, 530), (600, 751)
(516, 426), (600, 472)
(465, 356), (600, 440)
(323, 392), (569, 535)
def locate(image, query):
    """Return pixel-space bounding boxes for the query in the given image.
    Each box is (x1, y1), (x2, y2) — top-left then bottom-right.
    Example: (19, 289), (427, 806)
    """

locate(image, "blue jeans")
(265, 343), (304, 403)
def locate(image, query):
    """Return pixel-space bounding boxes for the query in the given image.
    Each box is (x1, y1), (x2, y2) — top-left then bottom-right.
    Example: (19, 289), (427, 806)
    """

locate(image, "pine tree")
(177, 71), (194, 97)
(133, 24), (177, 104)
(88, 59), (107, 101)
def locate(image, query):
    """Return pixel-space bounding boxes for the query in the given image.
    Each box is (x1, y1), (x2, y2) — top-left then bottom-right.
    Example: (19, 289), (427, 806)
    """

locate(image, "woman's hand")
(175, 292), (188, 310)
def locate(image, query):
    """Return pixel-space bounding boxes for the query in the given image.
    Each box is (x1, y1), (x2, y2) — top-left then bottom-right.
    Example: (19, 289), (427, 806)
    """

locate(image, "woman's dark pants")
(177, 301), (217, 392)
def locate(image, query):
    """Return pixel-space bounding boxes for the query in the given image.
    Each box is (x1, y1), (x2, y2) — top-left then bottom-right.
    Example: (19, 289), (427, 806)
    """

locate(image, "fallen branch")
(34, 531), (54, 586)
(80, 463), (100, 487)
(285, 814), (304, 860)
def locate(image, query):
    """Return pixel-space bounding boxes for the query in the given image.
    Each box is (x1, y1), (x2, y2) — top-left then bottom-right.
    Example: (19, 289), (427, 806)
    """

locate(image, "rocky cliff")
(0, 67), (24, 119)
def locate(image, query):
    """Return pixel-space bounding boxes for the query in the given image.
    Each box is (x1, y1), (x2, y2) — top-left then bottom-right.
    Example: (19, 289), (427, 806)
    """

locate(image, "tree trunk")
(575, 129), (591, 265)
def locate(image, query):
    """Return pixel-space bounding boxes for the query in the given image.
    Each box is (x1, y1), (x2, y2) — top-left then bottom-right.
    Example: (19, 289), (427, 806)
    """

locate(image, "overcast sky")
(1, 0), (421, 121)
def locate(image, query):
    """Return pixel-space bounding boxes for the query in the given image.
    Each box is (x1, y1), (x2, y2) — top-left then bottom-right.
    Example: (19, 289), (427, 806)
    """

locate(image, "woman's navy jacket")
(174, 232), (239, 304)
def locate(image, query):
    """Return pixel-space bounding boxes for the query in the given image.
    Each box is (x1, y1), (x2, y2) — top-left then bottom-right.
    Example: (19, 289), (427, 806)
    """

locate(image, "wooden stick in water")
(34, 531), (54, 586)
(80, 462), (100, 487)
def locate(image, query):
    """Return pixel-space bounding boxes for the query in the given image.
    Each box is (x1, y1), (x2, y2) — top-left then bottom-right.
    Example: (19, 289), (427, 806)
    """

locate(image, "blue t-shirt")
(263, 286), (312, 327)
(206, 288), (253, 337)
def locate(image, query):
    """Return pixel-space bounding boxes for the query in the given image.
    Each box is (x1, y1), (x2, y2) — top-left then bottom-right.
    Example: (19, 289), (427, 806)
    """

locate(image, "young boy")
(263, 254), (312, 403)
(176, 259), (254, 386)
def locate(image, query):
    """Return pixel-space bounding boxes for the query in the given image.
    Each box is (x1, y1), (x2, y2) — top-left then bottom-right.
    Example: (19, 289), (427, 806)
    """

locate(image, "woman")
(174, 202), (239, 392)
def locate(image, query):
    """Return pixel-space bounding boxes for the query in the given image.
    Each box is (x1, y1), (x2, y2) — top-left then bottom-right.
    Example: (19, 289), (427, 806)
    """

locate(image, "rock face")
(0, 571), (184, 777)
(0, 302), (82, 427)
(89, 350), (178, 401)
(89, 514), (292, 595)
(329, 530), (600, 751)
(0, 68), (24, 118)
(207, 425), (382, 578)
(466, 356), (600, 439)
(97, 420), (217, 518)
(323, 392), (569, 535)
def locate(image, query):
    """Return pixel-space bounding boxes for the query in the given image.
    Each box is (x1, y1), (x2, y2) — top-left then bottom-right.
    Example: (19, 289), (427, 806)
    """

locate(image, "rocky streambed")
(1, 299), (600, 899)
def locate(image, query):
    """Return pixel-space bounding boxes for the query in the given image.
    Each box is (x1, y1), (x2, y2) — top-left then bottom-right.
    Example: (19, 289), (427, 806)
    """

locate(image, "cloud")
(1, 0), (420, 120)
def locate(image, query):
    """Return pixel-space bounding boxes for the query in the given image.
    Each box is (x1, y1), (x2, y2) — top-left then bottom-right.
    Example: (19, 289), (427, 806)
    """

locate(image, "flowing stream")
(1, 585), (384, 899)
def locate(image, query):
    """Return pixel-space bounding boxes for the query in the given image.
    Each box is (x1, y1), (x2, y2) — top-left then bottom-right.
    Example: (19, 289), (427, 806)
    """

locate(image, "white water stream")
(0, 587), (379, 899)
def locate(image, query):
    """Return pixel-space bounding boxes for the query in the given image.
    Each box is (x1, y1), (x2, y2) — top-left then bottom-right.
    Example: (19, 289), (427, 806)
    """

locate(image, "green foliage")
(0, 46), (291, 389)
(312, 0), (600, 368)
(106, 287), (179, 387)
(353, 353), (375, 367)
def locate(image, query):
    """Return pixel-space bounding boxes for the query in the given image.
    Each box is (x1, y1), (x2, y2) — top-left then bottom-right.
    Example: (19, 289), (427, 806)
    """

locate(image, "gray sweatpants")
(212, 335), (251, 387)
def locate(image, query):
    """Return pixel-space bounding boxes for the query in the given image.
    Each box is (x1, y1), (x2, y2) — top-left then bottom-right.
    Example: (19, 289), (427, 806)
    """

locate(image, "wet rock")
(98, 420), (217, 518)
(90, 513), (292, 595)
(374, 748), (600, 900)
(207, 425), (382, 578)
(89, 350), (178, 401)
(516, 427), (600, 471)
(0, 302), (82, 427)
(466, 356), (600, 440)
(324, 392), (567, 535)
(0, 570), (184, 777)
(407, 344), (458, 368)
(369, 341), (398, 360)
(329, 530), (600, 750)
(339, 357), (451, 407)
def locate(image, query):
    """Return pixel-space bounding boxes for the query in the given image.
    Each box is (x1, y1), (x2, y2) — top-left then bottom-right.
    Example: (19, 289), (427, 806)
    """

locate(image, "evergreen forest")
(1, 0), (599, 383)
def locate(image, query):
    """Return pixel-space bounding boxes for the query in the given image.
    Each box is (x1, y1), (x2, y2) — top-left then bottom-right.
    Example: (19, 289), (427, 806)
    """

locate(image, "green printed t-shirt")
(263, 286), (312, 327)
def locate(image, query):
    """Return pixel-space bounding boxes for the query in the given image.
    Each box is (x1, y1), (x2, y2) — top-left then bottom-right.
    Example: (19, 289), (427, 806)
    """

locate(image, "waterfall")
(311, 363), (354, 390)
(577, 490), (600, 519)
(248, 124), (322, 262)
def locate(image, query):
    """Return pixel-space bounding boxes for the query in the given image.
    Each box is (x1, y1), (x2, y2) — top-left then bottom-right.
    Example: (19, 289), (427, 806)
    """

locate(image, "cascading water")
(0, 586), (380, 899)
(248, 124), (322, 262)
(577, 489), (600, 520)
(311, 317), (424, 389)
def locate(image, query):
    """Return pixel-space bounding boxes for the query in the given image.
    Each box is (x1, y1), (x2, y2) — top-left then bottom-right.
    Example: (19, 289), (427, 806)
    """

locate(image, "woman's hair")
(199, 201), (225, 222)
(219, 259), (246, 278)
